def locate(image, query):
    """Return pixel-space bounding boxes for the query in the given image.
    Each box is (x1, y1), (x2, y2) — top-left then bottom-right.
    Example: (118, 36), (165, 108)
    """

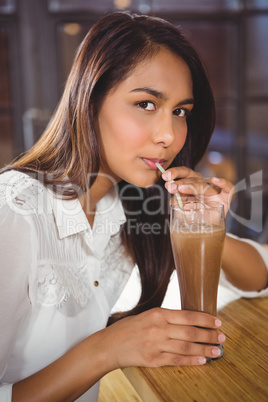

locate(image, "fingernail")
(212, 347), (221, 357)
(198, 357), (206, 365)
(215, 319), (222, 327)
(168, 183), (177, 192)
(213, 177), (221, 182)
(163, 171), (171, 181)
(218, 333), (226, 343)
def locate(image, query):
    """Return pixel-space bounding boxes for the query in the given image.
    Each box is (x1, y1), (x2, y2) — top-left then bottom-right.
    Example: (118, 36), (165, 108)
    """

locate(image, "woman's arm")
(12, 332), (108, 402)
(221, 235), (268, 292)
(12, 308), (225, 402)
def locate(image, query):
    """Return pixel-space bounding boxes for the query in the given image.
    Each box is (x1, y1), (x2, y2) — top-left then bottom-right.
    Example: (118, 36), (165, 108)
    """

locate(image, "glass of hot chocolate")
(170, 199), (226, 361)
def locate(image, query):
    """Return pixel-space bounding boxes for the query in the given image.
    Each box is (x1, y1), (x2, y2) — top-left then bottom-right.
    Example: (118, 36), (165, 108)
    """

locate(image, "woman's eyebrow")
(176, 98), (195, 106)
(130, 87), (194, 105)
(130, 87), (167, 100)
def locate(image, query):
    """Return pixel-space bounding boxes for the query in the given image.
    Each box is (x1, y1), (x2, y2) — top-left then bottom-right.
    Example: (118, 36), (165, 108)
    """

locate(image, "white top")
(0, 170), (268, 402)
(0, 170), (134, 401)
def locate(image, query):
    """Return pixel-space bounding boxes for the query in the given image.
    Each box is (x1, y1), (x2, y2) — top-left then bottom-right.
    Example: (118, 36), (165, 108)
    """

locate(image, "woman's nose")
(152, 115), (176, 148)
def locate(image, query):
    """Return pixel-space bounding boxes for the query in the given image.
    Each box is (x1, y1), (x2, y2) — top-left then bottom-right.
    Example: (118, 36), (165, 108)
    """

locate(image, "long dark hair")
(8, 12), (215, 322)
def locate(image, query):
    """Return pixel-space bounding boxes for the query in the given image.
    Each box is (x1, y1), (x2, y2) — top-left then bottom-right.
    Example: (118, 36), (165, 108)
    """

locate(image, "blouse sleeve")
(219, 233), (268, 298)
(0, 202), (36, 395)
(0, 384), (12, 401)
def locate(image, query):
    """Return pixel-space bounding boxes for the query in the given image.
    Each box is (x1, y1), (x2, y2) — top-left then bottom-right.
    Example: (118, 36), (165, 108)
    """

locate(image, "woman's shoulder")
(0, 168), (41, 189)
(0, 169), (51, 216)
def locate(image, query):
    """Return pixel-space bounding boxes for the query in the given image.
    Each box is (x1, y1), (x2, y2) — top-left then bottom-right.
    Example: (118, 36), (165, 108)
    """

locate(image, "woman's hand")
(11, 309), (225, 402)
(102, 308), (225, 370)
(161, 166), (234, 216)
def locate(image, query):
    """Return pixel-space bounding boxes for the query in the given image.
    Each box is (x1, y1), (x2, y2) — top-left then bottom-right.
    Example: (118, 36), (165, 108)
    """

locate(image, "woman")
(0, 12), (267, 402)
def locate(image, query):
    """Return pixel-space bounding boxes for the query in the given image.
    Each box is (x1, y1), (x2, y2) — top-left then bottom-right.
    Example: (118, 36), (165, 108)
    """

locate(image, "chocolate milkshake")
(170, 200), (226, 361)
(170, 224), (225, 316)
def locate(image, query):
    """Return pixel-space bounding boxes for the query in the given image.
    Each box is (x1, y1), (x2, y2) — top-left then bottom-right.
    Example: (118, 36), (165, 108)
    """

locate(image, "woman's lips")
(142, 158), (166, 170)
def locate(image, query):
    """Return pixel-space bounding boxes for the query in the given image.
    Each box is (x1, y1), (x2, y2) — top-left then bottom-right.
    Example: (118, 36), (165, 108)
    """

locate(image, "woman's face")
(96, 47), (194, 188)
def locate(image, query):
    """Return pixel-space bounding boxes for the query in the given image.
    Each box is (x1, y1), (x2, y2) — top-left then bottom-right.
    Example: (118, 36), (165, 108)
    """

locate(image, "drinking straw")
(156, 163), (189, 227)
(155, 163), (185, 210)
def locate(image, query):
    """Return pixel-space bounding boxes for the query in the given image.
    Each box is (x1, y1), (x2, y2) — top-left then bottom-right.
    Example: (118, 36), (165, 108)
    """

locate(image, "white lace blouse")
(0, 170), (134, 401)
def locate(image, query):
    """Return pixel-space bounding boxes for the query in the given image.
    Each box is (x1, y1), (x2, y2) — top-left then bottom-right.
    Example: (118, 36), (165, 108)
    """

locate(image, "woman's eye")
(138, 101), (156, 111)
(173, 108), (188, 117)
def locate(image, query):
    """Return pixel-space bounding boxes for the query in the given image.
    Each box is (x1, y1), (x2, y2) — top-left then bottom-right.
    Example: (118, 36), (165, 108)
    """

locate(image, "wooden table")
(122, 297), (268, 402)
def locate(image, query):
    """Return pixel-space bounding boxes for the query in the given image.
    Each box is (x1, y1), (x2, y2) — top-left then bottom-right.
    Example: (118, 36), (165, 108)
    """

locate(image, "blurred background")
(0, 0), (267, 242)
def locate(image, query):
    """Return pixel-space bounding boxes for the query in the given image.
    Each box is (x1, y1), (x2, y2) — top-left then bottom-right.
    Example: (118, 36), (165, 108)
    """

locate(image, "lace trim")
(35, 234), (133, 309)
(0, 170), (47, 213)
(36, 263), (92, 308)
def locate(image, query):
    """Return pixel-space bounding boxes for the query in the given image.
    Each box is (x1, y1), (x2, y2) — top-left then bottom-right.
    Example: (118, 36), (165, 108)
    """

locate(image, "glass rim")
(170, 200), (224, 212)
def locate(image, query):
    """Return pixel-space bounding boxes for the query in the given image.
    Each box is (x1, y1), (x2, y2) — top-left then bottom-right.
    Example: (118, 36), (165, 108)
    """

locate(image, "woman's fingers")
(167, 324), (225, 345)
(163, 339), (223, 359)
(211, 177), (234, 194)
(109, 308), (226, 369)
(145, 309), (225, 363)
(162, 166), (234, 215)
(162, 167), (218, 196)
(165, 176), (222, 197)
(162, 166), (201, 181)
(178, 181), (220, 197)
(163, 308), (222, 329)
(152, 352), (207, 367)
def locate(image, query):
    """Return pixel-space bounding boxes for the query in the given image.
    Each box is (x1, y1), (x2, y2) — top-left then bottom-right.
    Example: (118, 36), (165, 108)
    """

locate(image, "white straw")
(155, 163), (184, 209)
(155, 163), (188, 226)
